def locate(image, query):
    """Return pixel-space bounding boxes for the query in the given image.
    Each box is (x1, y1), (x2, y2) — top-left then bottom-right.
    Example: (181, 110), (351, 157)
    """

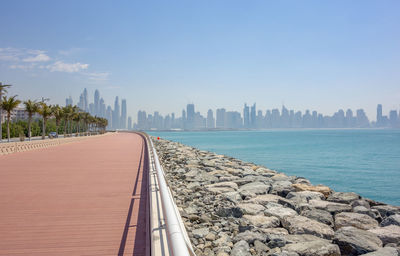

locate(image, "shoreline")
(153, 137), (400, 256)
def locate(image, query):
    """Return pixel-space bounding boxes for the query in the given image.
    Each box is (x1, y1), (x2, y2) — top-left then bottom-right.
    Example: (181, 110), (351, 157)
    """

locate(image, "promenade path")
(0, 133), (149, 255)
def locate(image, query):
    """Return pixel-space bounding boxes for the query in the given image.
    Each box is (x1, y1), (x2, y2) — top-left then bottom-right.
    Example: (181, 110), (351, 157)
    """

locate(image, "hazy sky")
(1, 0), (399, 122)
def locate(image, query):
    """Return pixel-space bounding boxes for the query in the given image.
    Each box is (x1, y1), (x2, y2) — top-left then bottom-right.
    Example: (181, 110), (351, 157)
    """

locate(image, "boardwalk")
(0, 133), (149, 255)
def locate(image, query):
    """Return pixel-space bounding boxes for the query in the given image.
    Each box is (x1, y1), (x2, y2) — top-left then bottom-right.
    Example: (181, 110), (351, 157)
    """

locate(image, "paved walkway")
(0, 133), (149, 255)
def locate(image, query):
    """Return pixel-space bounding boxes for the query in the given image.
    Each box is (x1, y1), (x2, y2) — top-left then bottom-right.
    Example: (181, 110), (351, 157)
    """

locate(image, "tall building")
(216, 108), (226, 128)
(137, 110), (147, 130)
(94, 90), (100, 116)
(389, 110), (398, 128)
(113, 96), (120, 129)
(186, 104), (195, 130)
(250, 103), (256, 128)
(99, 98), (106, 117)
(206, 109), (215, 129)
(121, 99), (127, 129)
(243, 104), (250, 128)
(377, 104), (383, 126)
(65, 96), (73, 106)
(106, 106), (113, 129)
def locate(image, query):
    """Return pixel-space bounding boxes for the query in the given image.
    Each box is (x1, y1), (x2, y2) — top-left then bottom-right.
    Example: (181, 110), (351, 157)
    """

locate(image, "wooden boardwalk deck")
(0, 133), (149, 255)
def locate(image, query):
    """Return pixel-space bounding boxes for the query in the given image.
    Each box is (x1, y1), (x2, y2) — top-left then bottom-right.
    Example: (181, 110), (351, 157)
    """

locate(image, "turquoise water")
(149, 130), (400, 206)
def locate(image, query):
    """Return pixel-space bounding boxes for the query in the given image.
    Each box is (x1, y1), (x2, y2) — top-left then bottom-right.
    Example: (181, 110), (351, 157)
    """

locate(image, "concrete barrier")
(0, 133), (111, 156)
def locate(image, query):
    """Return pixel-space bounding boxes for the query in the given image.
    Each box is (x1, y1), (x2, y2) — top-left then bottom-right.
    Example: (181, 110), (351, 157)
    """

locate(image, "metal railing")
(145, 134), (195, 256)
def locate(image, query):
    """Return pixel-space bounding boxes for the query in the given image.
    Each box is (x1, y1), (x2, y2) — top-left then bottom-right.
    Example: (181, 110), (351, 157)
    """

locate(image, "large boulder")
(368, 225), (400, 245)
(282, 240), (341, 256)
(231, 240), (251, 256)
(286, 191), (325, 202)
(205, 181), (238, 193)
(372, 205), (400, 218)
(239, 181), (271, 195)
(281, 215), (335, 239)
(232, 230), (266, 244)
(333, 226), (382, 255)
(292, 184), (332, 197)
(360, 247), (399, 256)
(264, 202), (298, 220)
(381, 214), (400, 227)
(309, 199), (352, 214)
(327, 192), (360, 204)
(237, 203), (265, 215)
(249, 194), (284, 206)
(300, 208), (334, 227)
(243, 214), (280, 228)
(335, 212), (379, 230)
(270, 180), (295, 197)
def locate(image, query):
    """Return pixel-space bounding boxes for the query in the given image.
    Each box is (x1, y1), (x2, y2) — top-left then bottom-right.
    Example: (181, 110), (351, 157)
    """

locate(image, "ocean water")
(149, 129), (400, 206)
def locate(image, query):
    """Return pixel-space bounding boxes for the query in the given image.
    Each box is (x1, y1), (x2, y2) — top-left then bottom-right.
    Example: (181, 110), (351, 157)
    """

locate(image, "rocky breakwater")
(153, 138), (400, 256)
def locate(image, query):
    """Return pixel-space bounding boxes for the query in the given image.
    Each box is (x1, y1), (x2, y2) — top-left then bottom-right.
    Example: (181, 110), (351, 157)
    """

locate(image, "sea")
(149, 129), (400, 206)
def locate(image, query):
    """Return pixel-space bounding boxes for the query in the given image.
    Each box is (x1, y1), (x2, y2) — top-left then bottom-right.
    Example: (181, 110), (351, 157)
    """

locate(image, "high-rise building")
(216, 108), (226, 128)
(377, 104), (383, 126)
(100, 98), (106, 117)
(206, 109), (215, 129)
(106, 106), (113, 129)
(121, 99), (127, 129)
(250, 103), (256, 128)
(94, 90), (100, 116)
(186, 104), (195, 130)
(356, 109), (369, 127)
(389, 110), (398, 128)
(113, 96), (120, 129)
(137, 110), (147, 130)
(65, 96), (73, 106)
(243, 104), (250, 128)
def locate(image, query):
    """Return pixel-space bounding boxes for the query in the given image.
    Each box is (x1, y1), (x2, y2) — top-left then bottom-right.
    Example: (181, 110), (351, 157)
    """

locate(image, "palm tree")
(81, 112), (91, 136)
(37, 102), (53, 139)
(1, 95), (21, 142)
(62, 105), (71, 137)
(0, 82), (12, 142)
(73, 111), (83, 136)
(52, 105), (63, 136)
(23, 100), (39, 141)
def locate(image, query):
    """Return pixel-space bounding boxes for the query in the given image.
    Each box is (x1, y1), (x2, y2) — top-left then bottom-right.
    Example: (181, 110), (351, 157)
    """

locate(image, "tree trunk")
(7, 115), (10, 142)
(42, 117), (45, 140)
(28, 116), (32, 141)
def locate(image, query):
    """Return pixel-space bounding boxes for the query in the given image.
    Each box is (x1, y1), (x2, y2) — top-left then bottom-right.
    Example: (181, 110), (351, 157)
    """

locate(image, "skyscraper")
(106, 106), (113, 129)
(127, 116), (132, 130)
(377, 104), (383, 127)
(243, 104), (250, 128)
(113, 96), (120, 129)
(206, 109), (215, 129)
(121, 99), (127, 129)
(216, 108), (226, 128)
(65, 96), (73, 106)
(99, 98), (106, 117)
(186, 104), (195, 130)
(250, 103), (256, 128)
(94, 89), (100, 116)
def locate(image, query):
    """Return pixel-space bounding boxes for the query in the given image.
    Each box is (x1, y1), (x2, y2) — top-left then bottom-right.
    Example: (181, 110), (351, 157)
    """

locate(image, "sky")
(1, 0), (399, 122)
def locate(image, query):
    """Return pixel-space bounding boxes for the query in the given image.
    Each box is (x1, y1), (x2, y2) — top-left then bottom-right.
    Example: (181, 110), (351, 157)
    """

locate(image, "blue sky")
(1, 0), (399, 121)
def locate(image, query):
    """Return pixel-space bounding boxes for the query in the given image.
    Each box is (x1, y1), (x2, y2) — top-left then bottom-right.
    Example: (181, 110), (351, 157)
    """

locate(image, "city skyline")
(135, 103), (400, 131)
(1, 1), (400, 121)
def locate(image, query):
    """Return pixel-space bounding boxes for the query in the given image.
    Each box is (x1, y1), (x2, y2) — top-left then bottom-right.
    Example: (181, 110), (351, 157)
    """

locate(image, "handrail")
(147, 136), (195, 256)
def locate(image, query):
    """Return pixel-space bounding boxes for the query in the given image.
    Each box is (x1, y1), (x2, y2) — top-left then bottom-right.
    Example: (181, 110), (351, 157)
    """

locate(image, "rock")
(215, 206), (243, 218)
(232, 230), (266, 244)
(239, 182), (271, 195)
(281, 215), (334, 239)
(335, 212), (379, 230)
(254, 240), (270, 253)
(192, 227), (210, 239)
(237, 203), (265, 215)
(284, 234), (325, 244)
(270, 180), (295, 197)
(231, 240), (251, 256)
(248, 194), (283, 205)
(184, 205), (199, 215)
(206, 182), (238, 193)
(260, 228), (289, 235)
(333, 226), (382, 255)
(353, 206), (373, 216)
(372, 205), (400, 218)
(223, 191), (242, 203)
(286, 191), (325, 202)
(270, 252), (299, 256)
(292, 184), (332, 197)
(300, 209), (334, 227)
(282, 240), (341, 256)
(360, 247), (399, 256)
(243, 214), (280, 228)
(327, 192), (360, 204)
(272, 173), (290, 181)
(264, 202), (298, 220)
(205, 232), (216, 241)
(368, 225), (400, 245)
(351, 199), (371, 209)
(309, 199), (352, 213)
(381, 214), (400, 227)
